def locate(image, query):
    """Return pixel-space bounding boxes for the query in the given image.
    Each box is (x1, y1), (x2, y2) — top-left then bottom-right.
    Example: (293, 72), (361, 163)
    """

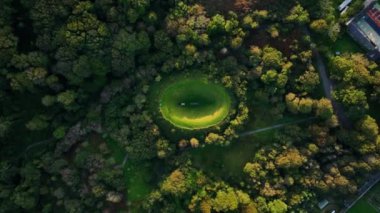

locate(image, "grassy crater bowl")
(159, 78), (231, 130)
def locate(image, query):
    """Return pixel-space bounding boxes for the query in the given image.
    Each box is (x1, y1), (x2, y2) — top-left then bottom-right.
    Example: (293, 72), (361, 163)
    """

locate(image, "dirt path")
(198, 0), (236, 14)
(239, 117), (316, 137)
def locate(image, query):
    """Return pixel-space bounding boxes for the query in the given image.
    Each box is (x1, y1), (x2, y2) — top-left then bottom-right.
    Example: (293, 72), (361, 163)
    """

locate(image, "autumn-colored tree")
(234, 0), (252, 13)
(310, 19), (328, 33)
(161, 169), (188, 195)
(212, 189), (239, 212)
(275, 148), (306, 169)
(285, 93), (299, 114)
(315, 98), (334, 119)
(262, 46), (283, 68)
(357, 115), (379, 140)
(268, 199), (288, 213)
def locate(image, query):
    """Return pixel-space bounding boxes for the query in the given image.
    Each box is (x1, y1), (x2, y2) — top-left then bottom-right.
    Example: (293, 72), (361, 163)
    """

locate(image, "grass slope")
(159, 77), (231, 130)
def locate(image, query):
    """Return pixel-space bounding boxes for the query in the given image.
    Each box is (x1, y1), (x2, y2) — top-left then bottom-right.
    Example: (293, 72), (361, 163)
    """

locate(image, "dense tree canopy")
(0, 0), (379, 212)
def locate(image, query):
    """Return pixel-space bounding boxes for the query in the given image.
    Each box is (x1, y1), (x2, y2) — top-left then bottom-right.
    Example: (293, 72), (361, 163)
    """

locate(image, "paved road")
(313, 48), (351, 127)
(239, 117), (316, 137)
(312, 49), (333, 99)
(305, 28), (377, 212)
(305, 28), (352, 128)
(342, 172), (380, 212)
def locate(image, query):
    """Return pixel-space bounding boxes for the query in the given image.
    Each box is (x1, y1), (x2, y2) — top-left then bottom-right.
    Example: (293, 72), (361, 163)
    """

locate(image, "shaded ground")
(0, 93), (51, 161)
(105, 138), (154, 211)
(198, 0), (237, 15)
(332, 33), (364, 54)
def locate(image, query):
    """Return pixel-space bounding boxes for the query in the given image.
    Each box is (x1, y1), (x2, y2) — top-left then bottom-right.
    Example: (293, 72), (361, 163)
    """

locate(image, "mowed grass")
(189, 131), (269, 181)
(105, 138), (153, 203)
(159, 78), (232, 130)
(315, 32), (364, 58)
(124, 161), (153, 201)
(348, 182), (380, 213)
(332, 33), (364, 54)
(189, 96), (307, 182)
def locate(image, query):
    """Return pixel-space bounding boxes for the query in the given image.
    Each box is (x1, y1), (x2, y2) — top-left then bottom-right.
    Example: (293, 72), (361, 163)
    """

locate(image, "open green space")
(124, 162), (153, 202)
(189, 97), (308, 182)
(348, 182), (380, 213)
(315, 32), (364, 57)
(332, 33), (364, 54)
(190, 131), (268, 181)
(105, 138), (154, 203)
(105, 138), (125, 163)
(159, 77), (232, 130)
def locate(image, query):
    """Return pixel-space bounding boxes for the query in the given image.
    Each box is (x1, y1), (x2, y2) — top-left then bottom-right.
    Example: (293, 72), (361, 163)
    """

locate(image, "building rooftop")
(347, 1), (380, 53)
(339, 0), (353, 12)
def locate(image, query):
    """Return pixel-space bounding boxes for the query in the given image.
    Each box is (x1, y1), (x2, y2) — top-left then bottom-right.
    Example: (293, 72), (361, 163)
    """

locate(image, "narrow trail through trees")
(303, 27), (352, 128)
(239, 117), (316, 137)
(18, 138), (54, 159)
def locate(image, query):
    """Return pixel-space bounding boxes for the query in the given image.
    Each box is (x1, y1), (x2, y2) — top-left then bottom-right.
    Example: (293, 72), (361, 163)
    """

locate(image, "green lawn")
(316, 32), (364, 58)
(189, 131), (270, 181)
(105, 138), (125, 163)
(369, 101), (380, 123)
(159, 77), (232, 130)
(348, 182), (380, 213)
(124, 161), (154, 201)
(189, 98), (306, 182)
(105, 138), (154, 203)
(332, 33), (363, 54)
(349, 199), (377, 213)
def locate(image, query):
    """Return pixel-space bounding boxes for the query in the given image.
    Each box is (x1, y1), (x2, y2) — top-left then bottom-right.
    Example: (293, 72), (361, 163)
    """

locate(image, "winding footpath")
(17, 138), (54, 159)
(312, 48), (352, 129)
(303, 25), (352, 128)
(239, 117), (316, 137)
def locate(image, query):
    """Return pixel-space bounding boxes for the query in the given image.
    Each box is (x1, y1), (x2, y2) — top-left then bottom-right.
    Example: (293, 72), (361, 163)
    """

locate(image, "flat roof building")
(347, 1), (380, 60)
(339, 0), (352, 12)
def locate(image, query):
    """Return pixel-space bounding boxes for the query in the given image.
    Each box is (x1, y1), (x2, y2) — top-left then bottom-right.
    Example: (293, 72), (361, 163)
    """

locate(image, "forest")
(0, 0), (380, 212)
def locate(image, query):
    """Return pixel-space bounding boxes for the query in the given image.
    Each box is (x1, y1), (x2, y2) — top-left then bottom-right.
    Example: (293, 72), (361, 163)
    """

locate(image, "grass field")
(124, 161), (154, 201)
(189, 96), (306, 183)
(105, 138), (154, 203)
(316, 32), (364, 58)
(158, 77), (232, 130)
(189, 130), (269, 181)
(348, 182), (380, 213)
(332, 33), (363, 54)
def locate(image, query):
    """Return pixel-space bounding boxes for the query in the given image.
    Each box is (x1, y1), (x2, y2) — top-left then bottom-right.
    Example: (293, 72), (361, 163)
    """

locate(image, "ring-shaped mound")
(159, 78), (232, 130)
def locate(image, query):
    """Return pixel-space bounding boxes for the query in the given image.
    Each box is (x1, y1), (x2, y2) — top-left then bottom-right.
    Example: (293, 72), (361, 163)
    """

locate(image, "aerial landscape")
(1, 0), (380, 212)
